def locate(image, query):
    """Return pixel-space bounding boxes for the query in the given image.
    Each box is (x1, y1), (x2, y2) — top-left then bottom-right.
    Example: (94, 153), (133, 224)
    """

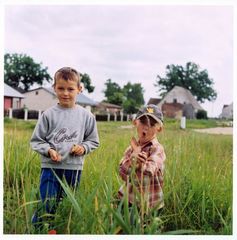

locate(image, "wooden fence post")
(120, 112), (123, 122)
(38, 110), (41, 119)
(24, 109), (28, 121)
(180, 116), (186, 129)
(9, 108), (13, 119)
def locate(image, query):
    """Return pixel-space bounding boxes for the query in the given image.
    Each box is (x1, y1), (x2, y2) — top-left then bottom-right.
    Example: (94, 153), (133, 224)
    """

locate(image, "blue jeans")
(32, 168), (82, 230)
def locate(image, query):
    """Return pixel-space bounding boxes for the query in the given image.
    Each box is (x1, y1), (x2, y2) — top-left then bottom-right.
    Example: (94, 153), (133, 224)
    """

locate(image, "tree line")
(4, 53), (217, 114)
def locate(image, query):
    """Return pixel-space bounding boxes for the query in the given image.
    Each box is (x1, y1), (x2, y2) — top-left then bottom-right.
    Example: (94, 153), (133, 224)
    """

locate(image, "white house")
(219, 103), (233, 119)
(148, 86), (204, 119)
(22, 87), (98, 111)
(157, 86), (203, 111)
(4, 83), (25, 110)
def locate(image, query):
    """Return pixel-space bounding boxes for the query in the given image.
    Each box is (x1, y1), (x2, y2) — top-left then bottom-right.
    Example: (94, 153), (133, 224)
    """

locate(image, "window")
(35, 91), (38, 95)
(173, 98), (177, 103)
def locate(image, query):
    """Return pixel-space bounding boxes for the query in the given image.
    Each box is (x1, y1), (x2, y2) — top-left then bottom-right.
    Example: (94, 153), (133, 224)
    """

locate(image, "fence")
(4, 108), (131, 122)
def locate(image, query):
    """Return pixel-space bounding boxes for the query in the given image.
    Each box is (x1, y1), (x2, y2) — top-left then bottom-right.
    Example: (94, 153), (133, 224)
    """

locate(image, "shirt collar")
(138, 137), (159, 148)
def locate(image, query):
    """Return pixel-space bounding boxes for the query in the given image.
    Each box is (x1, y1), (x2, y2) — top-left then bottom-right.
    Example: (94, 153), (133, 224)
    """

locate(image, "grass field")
(3, 118), (233, 234)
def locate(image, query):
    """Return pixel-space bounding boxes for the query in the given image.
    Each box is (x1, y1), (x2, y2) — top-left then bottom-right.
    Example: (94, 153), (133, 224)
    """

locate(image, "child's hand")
(71, 144), (85, 156)
(130, 137), (141, 154)
(130, 137), (148, 168)
(48, 148), (62, 162)
(136, 151), (148, 165)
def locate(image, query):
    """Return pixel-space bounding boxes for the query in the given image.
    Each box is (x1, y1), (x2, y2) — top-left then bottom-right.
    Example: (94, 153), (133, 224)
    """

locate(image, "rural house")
(4, 83), (25, 111)
(148, 86), (204, 119)
(147, 98), (161, 106)
(219, 103), (233, 119)
(95, 101), (123, 114)
(22, 87), (98, 111)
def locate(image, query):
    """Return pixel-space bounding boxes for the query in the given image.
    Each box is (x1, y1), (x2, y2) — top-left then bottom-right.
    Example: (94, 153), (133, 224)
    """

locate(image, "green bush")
(196, 110), (208, 119)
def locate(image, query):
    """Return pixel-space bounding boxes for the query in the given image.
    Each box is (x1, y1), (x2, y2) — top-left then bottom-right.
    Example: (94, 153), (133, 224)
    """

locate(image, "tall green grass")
(3, 119), (232, 234)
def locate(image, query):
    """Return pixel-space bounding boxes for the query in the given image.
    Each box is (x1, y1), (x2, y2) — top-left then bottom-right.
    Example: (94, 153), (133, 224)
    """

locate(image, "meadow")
(3, 118), (232, 234)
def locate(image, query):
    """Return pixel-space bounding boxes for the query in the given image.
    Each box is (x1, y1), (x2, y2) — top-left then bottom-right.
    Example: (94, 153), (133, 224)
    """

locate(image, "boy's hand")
(48, 148), (62, 162)
(130, 137), (148, 168)
(71, 144), (85, 156)
(137, 151), (148, 165)
(130, 137), (141, 154)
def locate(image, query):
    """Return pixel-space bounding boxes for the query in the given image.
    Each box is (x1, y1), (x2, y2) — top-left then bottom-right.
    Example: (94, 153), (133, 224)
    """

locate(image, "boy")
(118, 104), (166, 214)
(30, 67), (99, 233)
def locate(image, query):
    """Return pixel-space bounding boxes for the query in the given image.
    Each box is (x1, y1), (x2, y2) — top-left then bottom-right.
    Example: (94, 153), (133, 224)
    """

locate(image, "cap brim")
(136, 113), (163, 125)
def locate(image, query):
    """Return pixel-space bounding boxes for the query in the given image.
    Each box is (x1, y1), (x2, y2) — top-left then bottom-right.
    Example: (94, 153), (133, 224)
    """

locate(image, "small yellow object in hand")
(71, 144), (77, 154)
(70, 144), (85, 156)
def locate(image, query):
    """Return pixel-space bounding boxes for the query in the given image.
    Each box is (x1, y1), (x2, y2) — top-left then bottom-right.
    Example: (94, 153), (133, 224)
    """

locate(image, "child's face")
(134, 116), (161, 144)
(54, 78), (81, 108)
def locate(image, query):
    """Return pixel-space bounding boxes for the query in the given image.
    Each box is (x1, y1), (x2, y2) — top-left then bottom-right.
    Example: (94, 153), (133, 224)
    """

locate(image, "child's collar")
(138, 137), (158, 148)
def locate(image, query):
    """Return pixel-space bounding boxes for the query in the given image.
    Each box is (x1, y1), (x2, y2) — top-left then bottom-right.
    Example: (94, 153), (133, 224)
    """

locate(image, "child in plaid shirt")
(118, 104), (166, 213)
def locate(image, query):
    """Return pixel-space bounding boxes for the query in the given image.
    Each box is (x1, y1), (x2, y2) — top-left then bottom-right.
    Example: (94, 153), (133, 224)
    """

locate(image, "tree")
(103, 79), (124, 105)
(154, 62), (217, 103)
(122, 82), (145, 113)
(4, 53), (52, 91)
(103, 79), (145, 113)
(80, 73), (95, 93)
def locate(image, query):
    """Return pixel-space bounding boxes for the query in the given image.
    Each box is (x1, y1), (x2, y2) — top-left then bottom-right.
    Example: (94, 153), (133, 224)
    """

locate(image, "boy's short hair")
(136, 104), (163, 126)
(54, 67), (81, 87)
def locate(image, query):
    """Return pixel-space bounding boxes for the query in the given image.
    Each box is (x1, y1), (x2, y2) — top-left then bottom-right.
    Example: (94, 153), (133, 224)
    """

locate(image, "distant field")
(4, 118), (232, 234)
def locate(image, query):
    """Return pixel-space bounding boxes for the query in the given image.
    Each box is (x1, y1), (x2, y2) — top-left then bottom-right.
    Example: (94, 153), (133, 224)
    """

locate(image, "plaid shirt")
(118, 137), (166, 210)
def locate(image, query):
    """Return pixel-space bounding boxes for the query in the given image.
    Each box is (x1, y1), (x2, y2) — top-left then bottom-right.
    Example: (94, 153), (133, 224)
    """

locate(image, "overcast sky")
(4, 3), (234, 117)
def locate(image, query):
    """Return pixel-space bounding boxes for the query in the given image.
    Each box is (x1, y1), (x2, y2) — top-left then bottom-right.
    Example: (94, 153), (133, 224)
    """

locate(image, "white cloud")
(4, 4), (234, 117)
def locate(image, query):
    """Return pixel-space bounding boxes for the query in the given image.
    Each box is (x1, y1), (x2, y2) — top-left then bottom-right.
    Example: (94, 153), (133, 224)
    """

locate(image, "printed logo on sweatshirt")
(53, 128), (78, 144)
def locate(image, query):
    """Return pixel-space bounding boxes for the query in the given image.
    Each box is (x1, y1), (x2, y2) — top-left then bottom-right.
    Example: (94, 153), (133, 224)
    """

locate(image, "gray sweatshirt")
(30, 104), (99, 170)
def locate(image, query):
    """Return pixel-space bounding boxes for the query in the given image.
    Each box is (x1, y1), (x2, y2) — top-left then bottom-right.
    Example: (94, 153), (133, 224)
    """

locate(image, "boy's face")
(54, 78), (81, 108)
(134, 116), (161, 144)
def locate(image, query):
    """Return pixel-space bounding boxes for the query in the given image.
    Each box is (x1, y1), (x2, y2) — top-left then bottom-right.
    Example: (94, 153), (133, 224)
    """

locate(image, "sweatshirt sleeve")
(81, 114), (99, 154)
(30, 113), (51, 157)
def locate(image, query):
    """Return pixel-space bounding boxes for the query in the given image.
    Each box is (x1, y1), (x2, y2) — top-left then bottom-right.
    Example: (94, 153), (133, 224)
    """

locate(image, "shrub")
(196, 110), (208, 119)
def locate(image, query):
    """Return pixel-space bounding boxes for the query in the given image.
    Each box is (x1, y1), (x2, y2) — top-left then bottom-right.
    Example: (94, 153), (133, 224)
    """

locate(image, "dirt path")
(121, 125), (233, 135)
(193, 127), (233, 135)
